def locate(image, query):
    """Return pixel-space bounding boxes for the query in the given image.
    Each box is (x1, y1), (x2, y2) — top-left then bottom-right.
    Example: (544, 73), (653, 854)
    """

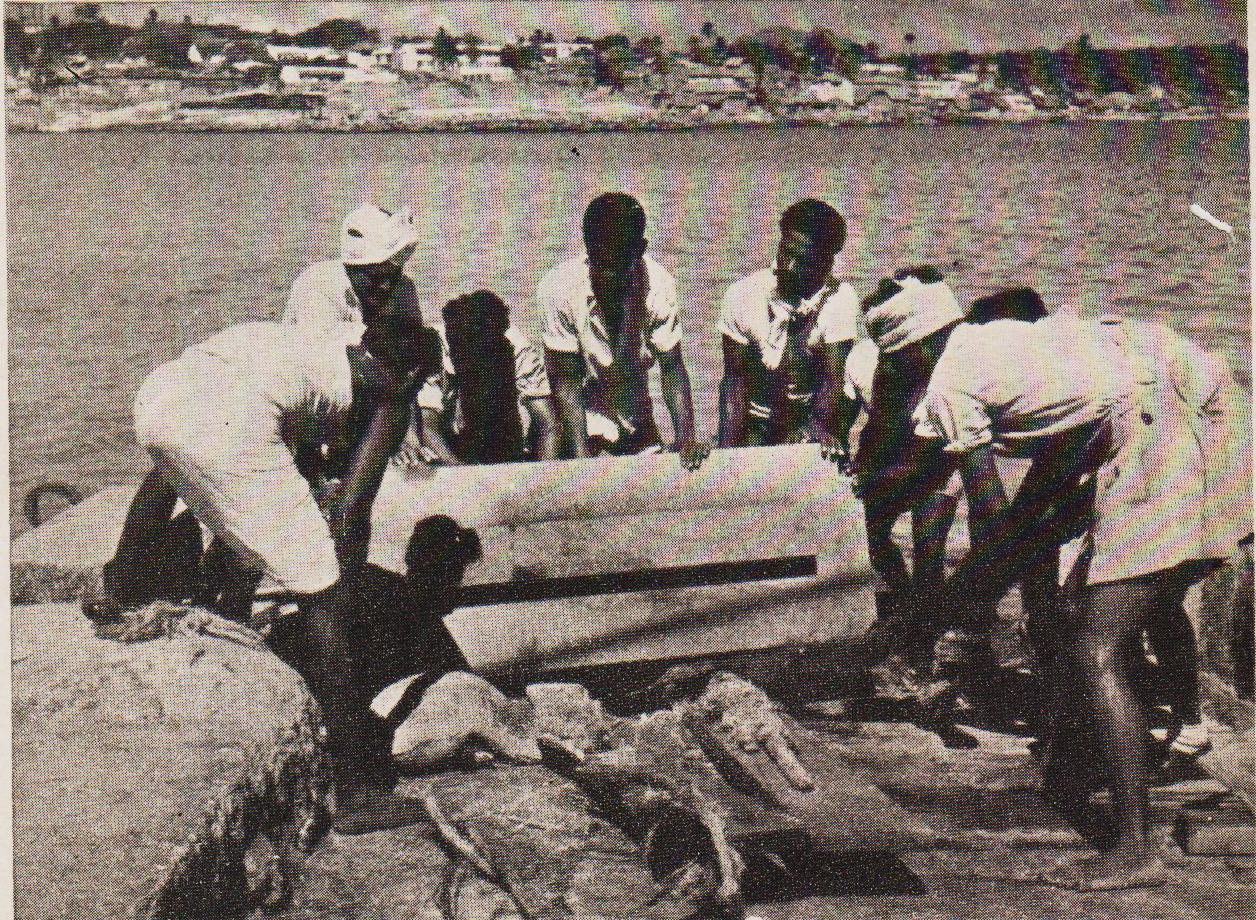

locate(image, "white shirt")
(843, 338), (880, 407)
(717, 267), (860, 370)
(416, 324), (551, 430)
(539, 255), (683, 381)
(182, 320), (365, 447)
(913, 316), (1130, 455)
(284, 259), (420, 329)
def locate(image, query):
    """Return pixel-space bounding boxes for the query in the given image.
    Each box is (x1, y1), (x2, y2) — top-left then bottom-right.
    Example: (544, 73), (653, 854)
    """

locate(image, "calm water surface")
(8, 122), (1251, 534)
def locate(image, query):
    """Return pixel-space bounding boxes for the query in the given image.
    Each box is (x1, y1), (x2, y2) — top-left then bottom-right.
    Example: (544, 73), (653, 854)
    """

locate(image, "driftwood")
(681, 675), (938, 853)
(388, 674), (945, 920)
(408, 765), (713, 920)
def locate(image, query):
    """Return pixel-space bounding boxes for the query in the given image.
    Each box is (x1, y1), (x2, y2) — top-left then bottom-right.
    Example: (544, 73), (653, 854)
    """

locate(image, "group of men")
(90, 191), (1251, 887)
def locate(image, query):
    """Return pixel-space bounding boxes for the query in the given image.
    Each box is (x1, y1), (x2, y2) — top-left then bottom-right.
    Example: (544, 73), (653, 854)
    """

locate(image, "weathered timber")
(12, 446), (875, 671)
(683, 707), (939, 852)
(402, 766), (711, 920)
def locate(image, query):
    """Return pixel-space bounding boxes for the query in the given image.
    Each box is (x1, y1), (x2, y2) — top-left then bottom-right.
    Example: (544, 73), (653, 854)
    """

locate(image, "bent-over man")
(94, 307), (442, 835)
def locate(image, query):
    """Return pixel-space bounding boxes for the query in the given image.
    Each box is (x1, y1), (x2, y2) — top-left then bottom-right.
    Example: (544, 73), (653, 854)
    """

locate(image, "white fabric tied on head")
(340, 203), (420, 265)
(865, 275), (963, 353)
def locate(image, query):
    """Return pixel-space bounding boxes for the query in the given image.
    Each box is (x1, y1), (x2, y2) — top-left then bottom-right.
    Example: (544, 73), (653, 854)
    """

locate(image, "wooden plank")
(16, 448), (875, 670)
(680, 707), (937, 853)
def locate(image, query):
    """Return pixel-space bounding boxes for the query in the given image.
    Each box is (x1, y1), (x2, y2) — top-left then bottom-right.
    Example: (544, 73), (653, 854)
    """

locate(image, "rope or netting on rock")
(92, 599), (268, 647)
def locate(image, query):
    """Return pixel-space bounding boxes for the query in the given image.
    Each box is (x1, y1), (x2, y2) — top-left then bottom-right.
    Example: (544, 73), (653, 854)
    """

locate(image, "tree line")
(4, 10), (1247, 103)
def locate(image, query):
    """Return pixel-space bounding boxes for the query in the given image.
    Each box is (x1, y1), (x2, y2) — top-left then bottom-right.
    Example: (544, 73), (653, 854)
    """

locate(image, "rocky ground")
(12, 600), (1254, 920)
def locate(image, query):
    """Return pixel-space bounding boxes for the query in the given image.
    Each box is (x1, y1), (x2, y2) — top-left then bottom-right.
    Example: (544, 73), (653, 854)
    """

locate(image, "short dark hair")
(405, 514), (482, 579)
(780, 199), (846, 254)
(966, 288), (1048, 324)
(582, 193), (647, 247)
(442, 290), (510, 335)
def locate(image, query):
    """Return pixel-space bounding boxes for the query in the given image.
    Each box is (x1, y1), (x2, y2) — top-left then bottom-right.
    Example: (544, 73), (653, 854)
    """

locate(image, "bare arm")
(545, 348), (590, 459)
(523, 395), (560, 461)
(419, 407), (462, 465)
(658, 344), (708, 469)
(332, 396), (413, 571)
(811, 340), (855, 467)
(955, 443), (1008, 551)
(717, 335), (752, 449)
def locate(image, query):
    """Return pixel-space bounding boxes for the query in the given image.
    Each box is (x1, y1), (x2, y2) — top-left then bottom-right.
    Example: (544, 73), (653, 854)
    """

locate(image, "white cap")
(865, 275), (963, 353)
(340, 203), (420, 265)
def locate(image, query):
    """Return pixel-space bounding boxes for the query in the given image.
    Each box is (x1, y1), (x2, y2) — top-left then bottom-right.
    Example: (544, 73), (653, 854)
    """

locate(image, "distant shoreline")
(8, 111), (1244, 134)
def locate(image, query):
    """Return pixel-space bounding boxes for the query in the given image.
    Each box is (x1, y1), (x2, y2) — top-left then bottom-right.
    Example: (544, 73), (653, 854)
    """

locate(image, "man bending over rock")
(91, 306), (442, 834)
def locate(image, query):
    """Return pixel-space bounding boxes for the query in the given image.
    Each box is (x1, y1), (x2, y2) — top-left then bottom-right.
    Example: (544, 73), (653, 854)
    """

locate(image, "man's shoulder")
(830, 279), (859, 302)
(354, 562), (411, 612)
(643, 254), (679, 291)
(725, 267), (775, 301)
(292, 259), (347, 290)
(538, 256), (587, 295)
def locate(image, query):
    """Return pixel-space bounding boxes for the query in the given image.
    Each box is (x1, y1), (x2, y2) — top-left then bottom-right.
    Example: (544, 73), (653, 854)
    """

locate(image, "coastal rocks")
(12, 602), (330, 919)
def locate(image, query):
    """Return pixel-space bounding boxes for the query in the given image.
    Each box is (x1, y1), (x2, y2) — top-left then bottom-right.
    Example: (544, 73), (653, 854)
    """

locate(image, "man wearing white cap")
(849, 267), (975, 639)
(285, 202), (421, 329)
(717, 199), (858, 460)
(859, 281), (1252, 889)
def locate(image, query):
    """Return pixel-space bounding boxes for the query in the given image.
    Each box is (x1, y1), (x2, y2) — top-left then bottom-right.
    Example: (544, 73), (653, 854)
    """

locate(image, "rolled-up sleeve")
(647, 273), (684, 354)
(817, 283), (860, 344)
(716, 286), (750, 345)
(913, 388), (993, 453)
(514, 339), (552, 399)
(415, 373), (446, 413)
(540, 279), (580, 354)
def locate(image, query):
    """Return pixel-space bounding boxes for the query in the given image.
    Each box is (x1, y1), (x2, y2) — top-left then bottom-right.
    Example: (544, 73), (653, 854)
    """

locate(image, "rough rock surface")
(12, 603), (330, 919)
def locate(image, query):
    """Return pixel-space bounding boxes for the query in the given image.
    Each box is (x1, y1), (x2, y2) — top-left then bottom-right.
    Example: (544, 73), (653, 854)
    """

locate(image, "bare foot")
(332, 783), (428, 835)
(1036, 850), (1168, 891)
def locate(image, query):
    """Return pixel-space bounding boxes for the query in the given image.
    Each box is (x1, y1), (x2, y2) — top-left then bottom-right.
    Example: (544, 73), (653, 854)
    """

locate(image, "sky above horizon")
(25, 1), (1248, 52)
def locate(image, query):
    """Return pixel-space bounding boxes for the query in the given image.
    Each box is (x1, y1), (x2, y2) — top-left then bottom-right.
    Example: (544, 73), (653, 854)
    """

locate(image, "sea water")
(7, 121), (1250, 535)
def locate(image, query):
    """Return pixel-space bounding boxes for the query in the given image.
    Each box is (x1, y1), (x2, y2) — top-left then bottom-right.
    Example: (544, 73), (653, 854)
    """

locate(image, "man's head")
(361, 294), (440, 380)
(442, 290), (511, 341)
(966, 287), (1048, 325)
(862, 266), (963, 382)
(341, 203), (420, 317)
(582, 193), (648, 302)
(405, 514), (483, 593)
(442, 290), (513, 381)
(776, 199), (846, 302)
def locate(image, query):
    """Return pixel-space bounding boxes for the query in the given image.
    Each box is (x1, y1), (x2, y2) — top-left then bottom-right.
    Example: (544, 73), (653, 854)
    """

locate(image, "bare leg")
(1045, 574), (1166, 888)
(95, 467), (200, 611)
(1235, 539), (1255, 699)
(1143, 567), (1206, 728)
(912, 489), (958, 608)
(270, 582), (426, 835)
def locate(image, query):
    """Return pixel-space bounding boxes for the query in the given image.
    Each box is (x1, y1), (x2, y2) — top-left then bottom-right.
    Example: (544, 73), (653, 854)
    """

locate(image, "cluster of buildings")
(5, 19), (1240, 130)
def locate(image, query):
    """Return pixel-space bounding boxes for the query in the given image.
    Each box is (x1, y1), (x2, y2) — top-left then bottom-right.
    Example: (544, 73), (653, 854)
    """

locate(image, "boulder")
(12, 603), (330, 919)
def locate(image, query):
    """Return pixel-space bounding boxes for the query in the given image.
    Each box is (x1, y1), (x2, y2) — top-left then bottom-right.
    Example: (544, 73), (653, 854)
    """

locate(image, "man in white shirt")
(94, 306), (447, 836)
(540, 193), (708, 469)
(717, 199), (858, 461)
(862, 291), (1250, 889)
(284, 202), (421, 329)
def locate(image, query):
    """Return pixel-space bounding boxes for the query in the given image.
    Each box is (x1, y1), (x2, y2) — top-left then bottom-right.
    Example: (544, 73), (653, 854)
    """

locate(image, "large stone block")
(12, 603), (330, 919)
